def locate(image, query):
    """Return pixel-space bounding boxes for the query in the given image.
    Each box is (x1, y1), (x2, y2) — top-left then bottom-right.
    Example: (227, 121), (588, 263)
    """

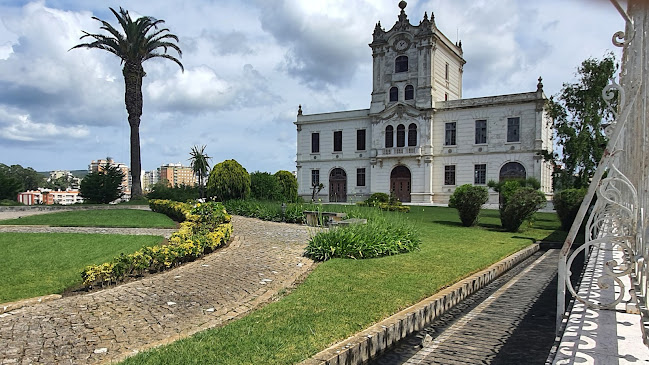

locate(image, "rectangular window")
(311, 132), (319, 153)
(444, 165), (456, 185)
(357, 129), (366, 151)
(474, 164), (486, 185)
(311, 170), (320, 186)
(445, 122), (456, 145)
(357, 168), (366, 186)
(333, 131), (342, 152)
(445, 62), (449, 80)
(507, 117), (520, 142)
(475, 120), (487, 144)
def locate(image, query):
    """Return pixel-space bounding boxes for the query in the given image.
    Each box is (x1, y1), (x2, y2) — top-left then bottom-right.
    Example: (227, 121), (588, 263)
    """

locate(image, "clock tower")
(368, 1), (465, 114)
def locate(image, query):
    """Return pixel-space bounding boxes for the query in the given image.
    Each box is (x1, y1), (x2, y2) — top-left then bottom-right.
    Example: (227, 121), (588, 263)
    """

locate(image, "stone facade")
(295, 2), (553, 204)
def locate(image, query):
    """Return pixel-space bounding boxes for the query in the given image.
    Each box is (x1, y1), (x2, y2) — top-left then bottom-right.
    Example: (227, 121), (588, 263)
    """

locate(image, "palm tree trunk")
(123, 63), (144, 199)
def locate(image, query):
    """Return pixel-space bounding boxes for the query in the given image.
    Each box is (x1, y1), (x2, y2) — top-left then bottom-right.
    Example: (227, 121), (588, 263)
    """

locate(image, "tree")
(0, 168), (22, 200)
(250, 171), (281, 201)
(546, 54), (617, 189)
(448, 184), (489, 227)
(188, 145), (211, 199)
(71, 8), (183, 199)
(206, 159), (250, 201)
(275, 170), (298, 203)
(80, 162), (125, 204)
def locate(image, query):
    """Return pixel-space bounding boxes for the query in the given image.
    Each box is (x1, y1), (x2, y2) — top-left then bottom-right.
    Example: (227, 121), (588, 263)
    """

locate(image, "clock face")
(395, 39), (409, 51)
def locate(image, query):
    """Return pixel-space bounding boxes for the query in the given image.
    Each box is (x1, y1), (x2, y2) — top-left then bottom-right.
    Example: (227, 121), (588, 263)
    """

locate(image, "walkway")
(370, 249), (560, 364)
(0, 216), (315, 364)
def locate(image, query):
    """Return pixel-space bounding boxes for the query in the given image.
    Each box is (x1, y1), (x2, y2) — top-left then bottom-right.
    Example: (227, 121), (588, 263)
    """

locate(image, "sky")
(0, 0), (625, 174)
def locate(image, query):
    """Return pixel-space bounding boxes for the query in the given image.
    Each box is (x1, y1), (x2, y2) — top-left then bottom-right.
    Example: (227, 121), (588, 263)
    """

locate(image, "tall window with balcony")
(311, 132), (320, 153)
(405, 85), (414, 100)
(395, 56), (408, 73)
(507, 117), (520, 142)
(389, 87), (398, 102)
(474, 164), (486, 184)
(408, 123), (417, 147)
(445, 122), (457, 145)
(311, 170), (320, 186)
(357, 168), (366, 187)
(357, 129), (366, 151)
(396, 124), (405, 147)
(444, 165), (456, 185)
(475, 120), (487, 144)
(385, 126), (394, 148)
(333, 131), (342, 152)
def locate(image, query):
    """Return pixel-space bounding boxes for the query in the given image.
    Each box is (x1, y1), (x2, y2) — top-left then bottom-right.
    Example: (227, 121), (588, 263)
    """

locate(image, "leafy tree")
(546, 54), (617, 189)
(448, 184), (489, 227)
(80, 162), (125, 204)
(554, 188), (587, 231)
(188, 145), (211, 199)
(250, 171), (281, 201)
(0, 168), (22, 200)
(0, 163), (44, 191)
(206, 159), (250, 201)
(71, 7), (183, 199)
(274, 170), (298, 203)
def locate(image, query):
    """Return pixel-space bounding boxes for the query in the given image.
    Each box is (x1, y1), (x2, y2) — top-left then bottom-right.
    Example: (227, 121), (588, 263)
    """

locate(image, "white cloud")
(0, 106), (89, 142)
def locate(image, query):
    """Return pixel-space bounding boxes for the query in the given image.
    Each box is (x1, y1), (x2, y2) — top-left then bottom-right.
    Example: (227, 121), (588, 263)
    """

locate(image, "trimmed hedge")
(554, 188), (587, 231)
(81, 200), (232, 287)
(448, 184), (489, 227)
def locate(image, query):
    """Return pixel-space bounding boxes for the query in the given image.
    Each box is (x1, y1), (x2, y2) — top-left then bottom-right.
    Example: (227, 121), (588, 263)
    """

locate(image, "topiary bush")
(147, 181), (198, 202)
(275, 170), (298, 203)
(500, 187), (547, 232)
(448, 184), (489, 227)
(250, 171), (281, 201)
(206, 159), (250, 201)
(554, 188), (587, 231)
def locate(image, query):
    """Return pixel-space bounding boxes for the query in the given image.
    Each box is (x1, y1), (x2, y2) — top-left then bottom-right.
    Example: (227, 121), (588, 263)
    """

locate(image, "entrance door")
(390, 165), (411, 203)
(329, 168), (347, 202)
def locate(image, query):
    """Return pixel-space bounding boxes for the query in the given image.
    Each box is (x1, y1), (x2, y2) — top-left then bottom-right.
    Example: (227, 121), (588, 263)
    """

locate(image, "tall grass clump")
(305, 211), (420, 261)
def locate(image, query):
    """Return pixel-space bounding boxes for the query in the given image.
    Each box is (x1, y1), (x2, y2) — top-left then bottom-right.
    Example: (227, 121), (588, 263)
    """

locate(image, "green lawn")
(123, 206), (565, 364)
(0, 209), (177, 228)
(0, 233), (165, 303)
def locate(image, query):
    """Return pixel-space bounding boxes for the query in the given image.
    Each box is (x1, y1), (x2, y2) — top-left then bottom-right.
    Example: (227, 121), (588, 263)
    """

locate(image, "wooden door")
(329, 168), (347, 202)
(390, 166), (411, 203)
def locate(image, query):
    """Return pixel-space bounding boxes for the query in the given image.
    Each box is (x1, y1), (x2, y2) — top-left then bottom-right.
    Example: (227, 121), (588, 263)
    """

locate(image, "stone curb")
(0, 205), (150, 212)
(299, 243), (540, 365)
(0, 294), (62, 315)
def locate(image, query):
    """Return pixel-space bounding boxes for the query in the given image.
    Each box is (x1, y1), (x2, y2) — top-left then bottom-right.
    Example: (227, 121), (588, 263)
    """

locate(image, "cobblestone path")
(0, 216), (315, 364)
(371, 249), (559, 365)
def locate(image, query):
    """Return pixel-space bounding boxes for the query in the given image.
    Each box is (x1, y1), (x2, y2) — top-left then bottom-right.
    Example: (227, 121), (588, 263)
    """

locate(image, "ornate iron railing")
(556, 0), (648, 347)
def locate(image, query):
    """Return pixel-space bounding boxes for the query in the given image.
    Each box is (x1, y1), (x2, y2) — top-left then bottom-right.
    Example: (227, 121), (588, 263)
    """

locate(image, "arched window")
(405, 85), (414, 100)
(408, 123), (417, 146)
(395, 56), (408, 73)
(389, 87), (398, 102)
(499, 162), (526, 181)
(385, 126), (394, 148)
(397, 124), (405, 147)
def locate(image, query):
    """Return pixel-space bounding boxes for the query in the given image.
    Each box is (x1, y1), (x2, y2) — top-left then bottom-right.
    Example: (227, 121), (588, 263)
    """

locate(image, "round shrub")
(359, 192), (390, 207)
(554, 188), (587, 231)
(250, 171), (281, 201)
(501, 187), (547, 232)
(275, 170), (298, 202)
(206, 159), (250, 201)
(448, 184), (489, 227)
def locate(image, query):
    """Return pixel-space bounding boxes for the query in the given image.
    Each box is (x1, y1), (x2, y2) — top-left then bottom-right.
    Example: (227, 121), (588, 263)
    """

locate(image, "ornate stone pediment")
(373, 103), (423, 124)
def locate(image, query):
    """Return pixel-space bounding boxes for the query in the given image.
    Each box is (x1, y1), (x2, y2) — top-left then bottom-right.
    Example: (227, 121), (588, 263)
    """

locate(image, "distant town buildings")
(18, 189), (83, 205)
(157, 163), (197, 187)
(47, 170), (81, 189)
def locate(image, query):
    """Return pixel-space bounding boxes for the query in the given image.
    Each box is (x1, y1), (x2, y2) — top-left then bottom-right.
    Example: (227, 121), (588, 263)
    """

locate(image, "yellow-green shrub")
(82, 200), (232, 287)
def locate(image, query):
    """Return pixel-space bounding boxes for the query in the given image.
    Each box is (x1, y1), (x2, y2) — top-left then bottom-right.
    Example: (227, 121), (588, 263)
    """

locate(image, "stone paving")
(0, 215), (316, 364)
(370, 249), (560, 365)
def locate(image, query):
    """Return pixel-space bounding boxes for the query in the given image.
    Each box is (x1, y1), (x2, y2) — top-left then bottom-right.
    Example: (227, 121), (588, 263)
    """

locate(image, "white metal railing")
(379, 146), (421, 156)
(556, 0), (648, 347)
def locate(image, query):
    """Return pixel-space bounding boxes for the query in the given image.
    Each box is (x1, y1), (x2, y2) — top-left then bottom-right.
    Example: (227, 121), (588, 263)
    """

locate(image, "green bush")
(223, 199), (306, 223)
(207, 159), (250, 201)
(501, 187), (547, 232)
(358, 192), (390, 207)
(554, 188), (587, 231)
(250, 171), (281, 201)
(0, 199), (23, 206)
(147, 182), (198, 202)
(305, 214), (420, 261)
(357, 192), (409, 212)
(448, 184), (489, 227)
(275, 170), (298, 203)
(83, 200), (232, 287)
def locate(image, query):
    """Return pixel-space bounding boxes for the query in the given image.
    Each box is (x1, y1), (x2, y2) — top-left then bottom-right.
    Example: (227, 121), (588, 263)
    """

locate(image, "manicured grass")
(0, 233), (165, 303)
(0, 209), (177, 228)
(123, 206), (565, 364)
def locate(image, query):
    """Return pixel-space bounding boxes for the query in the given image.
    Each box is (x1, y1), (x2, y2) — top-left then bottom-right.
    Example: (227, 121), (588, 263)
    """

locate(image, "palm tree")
(71, 7), (183, 199)
(189, 145), (211, 199)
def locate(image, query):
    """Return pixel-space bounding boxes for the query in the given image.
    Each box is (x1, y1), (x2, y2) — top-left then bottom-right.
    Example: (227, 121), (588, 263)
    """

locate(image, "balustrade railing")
(556, 0), (649, 347)
(379, 146), (421, 156)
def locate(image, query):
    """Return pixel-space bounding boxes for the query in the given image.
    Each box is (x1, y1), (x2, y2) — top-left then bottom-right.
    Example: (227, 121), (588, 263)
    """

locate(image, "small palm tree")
(189, 145), (211, 199)
(71, 7), (183, 199)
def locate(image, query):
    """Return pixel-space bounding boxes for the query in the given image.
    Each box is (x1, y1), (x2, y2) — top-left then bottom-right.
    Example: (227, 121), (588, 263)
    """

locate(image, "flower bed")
(81, 200), (232, 287)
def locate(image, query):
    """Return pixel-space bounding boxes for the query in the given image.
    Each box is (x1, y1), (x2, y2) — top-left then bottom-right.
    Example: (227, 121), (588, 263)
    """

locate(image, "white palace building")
(295, 1), (553, 204)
